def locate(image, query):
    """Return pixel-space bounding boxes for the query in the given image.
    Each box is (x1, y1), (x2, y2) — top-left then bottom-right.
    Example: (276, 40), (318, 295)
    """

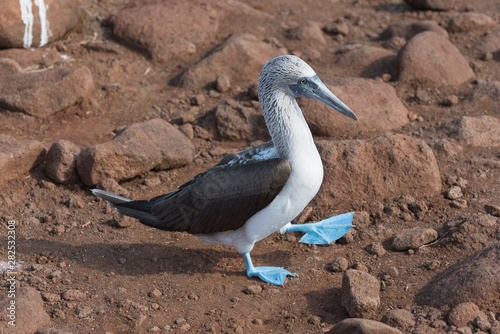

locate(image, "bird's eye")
(300, 78), (307, 84)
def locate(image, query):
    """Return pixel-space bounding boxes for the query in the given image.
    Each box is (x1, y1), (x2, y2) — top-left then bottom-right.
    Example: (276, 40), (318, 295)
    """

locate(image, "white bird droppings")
(19, 0), (50, 48)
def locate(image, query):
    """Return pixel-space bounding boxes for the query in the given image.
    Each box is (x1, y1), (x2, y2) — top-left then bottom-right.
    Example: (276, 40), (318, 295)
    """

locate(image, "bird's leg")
(243, 252), (297, 286)
(283, 212), (354, 245)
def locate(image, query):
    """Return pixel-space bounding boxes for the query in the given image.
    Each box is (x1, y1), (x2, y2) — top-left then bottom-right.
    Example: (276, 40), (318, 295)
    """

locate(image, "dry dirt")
(0, 0), (499, 333)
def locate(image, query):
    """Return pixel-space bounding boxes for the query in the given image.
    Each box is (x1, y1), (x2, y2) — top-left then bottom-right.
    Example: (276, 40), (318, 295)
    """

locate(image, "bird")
(92, 55), (358, 286)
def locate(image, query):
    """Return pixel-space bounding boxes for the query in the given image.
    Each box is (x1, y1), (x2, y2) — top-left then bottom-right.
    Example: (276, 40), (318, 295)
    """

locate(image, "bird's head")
(258, 55), (358, 121)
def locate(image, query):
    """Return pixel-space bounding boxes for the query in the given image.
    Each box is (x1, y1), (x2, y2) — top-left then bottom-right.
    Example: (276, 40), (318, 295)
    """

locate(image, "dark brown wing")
(114, 157), (291, 234)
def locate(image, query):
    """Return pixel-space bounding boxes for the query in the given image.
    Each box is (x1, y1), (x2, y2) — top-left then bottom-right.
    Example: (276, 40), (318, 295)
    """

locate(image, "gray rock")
(341, 269), (381, 318)
(215, 75), (231, 92)
(45, 140), (81, 184)
(398, 31), (473, 87)
(177, 33), (286, 88)
(0, 135), (46, 185)
(446, 13), (497, 33)
(327, 318), (402, 334)
(314, 134), (441, 211)
(417, 243), (500, 307)
(475, 27), (500, 54)
(446, 186), (463, 200)
(0, 67), (94, 118)
(77, 119), (195, 186)
(300, 78), (409, 137)
(0, 287), (50, 334)
(392, 228), (438, 250)
(336, 46), (397, 78)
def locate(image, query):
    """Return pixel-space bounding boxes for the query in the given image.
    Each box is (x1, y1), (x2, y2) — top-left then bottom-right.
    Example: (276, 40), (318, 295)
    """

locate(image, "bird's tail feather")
(91, 189), (160, 226)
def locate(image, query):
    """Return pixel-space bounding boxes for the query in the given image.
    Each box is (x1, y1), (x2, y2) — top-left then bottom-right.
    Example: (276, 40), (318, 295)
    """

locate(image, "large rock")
(417, 243), (500, 307)
(336, 46), (398, 78)
(287, 21), (326, 45)
(0, 135), (46, 184)
(177, 33), (286, 88)
(444, 116), (500, 147)
(0, 66), (94, 118)
(0, 0), (87, 48)
(110, 0), (219, 65)
(77, 119), (195, 186)
(392, 228), (439, 250)
(446, 13), (497, 34)
(0, 286), (50, 333)
(328, 318), (402, 334)
(447, 302), (488, 328)
(341, 269), (381, 318)
(300, 78), (409, 137)
(45, 140), (81, 184)
(475, 27), (500, 54)
(314, 134), (441, 209)
(398, 31), (473, 87)
(439, 214), (499, 251)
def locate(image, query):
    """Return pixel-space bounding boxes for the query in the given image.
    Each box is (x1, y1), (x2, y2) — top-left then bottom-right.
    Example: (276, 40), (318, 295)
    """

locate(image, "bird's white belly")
(198, 150), (323, 254)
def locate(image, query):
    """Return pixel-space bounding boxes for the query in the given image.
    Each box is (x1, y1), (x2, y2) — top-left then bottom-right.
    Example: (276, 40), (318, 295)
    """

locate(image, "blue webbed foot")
(243, 253), (297, 286)
(285, 212), (354, 245)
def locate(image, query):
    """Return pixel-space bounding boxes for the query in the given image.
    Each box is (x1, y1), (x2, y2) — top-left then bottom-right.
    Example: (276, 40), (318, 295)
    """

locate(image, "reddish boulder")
(0, 135), (46, 184)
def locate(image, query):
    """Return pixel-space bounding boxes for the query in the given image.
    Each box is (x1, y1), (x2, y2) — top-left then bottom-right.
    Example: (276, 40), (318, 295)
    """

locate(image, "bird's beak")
(290, 75), (358, 121)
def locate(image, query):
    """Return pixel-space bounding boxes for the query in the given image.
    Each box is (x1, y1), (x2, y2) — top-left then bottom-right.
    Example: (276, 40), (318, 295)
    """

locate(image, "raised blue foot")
(243, 252), (297, 286)
(285, 212), (354, 244)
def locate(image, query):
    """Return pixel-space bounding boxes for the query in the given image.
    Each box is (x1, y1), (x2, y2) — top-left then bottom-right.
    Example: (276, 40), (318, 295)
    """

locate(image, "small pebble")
(76, 306), (93, 318)
(425, 260), (441, 270)
(252, 318), (263, 325)
(446, 186), (463, 200)
(474, 316), (491, 331)
(386, 267), (399, 278)
(450, 199), (468, 209)
(365, 242), (386, 256)
(149, 289), (162, 298)
(308, 315), (321, 325)
(174, 318), (187, 325)
(244, 285), (262, 295)
(148, 326), (161, 332)
(215, 75), (230, 92)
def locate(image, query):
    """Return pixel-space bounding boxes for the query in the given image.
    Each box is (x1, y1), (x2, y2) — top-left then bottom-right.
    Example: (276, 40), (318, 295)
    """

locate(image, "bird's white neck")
(262, 91), (318, 164)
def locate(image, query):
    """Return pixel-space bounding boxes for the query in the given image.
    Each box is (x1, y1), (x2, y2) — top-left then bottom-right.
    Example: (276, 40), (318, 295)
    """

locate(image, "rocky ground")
(0, 0), (499, 333)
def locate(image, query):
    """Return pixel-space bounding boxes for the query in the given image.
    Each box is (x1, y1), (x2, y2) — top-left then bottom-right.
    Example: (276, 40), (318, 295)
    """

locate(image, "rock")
(97, 178), (130, 198)
(110, 0), (219, 64)
(314, 134), (441, 210)
(446, 186), (463, 200)
(392, 228), (438, 250)
(429, 139), (463, 158)
(329, 257), (349, 272)
(444, 116), (500, 147)
(77, 119), (195, 186)
(417, 243), (500, 307)
(214, 100), (267, 141)
(440, 214), (499, 251)
(0, 67), (94, 118)
(0, 135), (46, 185)
(336, 46), (398, 78)
(381, 309), (416, 330)
(403, 0), (455, 11)
(45, 140), (81, 184)
(475, 27), (500, 54)
(341, 269), (380, 318)
(62, 289), (86, 301)
(471, 81), (500, 103)
(447, 302), (488, 327)
(0, 287), (50, 334)
(177, 33), (285, 88)
(365, 242), (386, 256)
(76, 306), (92, 318)
(485, 204), (500, 217)
(0, 0), (87, 48)
(446, 13), (497, 34)
(327, 318), (402, 334)
(300, 78), (409, 137)
(398, 31), (473, 87)
(474, 317), (492, 331)
(215, 75), (231, 92)
(0, 48), (63, 68)
(244, 285), (263, 295)
(287, 21), (326, 45)
(380, 20), (449, 40)
(0, 58), (22, 75)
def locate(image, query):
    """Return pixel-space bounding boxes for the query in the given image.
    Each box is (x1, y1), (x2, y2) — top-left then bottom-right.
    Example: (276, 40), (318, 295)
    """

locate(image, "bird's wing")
(127, 157), (291, 234)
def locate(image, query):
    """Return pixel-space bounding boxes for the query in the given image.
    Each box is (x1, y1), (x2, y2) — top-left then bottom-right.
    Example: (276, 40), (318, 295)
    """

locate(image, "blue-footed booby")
(92, 55), (358, 286)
